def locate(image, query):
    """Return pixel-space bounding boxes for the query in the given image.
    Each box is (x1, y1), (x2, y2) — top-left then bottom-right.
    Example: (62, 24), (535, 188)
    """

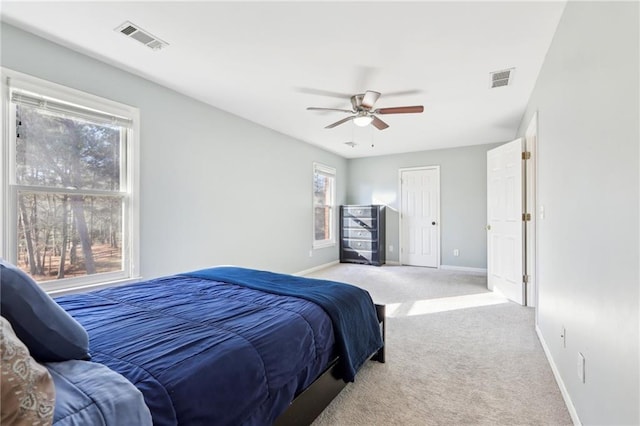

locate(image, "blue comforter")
(182, 266), (384, 381)
(55, 271), (349, 425)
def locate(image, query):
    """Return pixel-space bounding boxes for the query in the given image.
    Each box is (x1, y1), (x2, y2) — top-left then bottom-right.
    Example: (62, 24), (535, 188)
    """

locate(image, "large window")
(313, 162), (336, 248)
(1, 69), (139, 292)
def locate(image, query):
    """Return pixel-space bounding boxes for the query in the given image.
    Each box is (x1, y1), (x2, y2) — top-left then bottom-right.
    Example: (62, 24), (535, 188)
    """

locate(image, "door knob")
(486, 225), (491, 231)
(432, 221), (436, 225)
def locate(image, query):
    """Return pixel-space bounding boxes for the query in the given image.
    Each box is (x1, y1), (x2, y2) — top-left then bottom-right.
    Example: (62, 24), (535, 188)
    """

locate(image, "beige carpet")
(306, 264), (572, 426)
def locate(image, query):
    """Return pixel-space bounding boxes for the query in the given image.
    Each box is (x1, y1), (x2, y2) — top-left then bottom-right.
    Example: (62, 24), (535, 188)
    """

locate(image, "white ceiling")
(1, 1), (566, 159)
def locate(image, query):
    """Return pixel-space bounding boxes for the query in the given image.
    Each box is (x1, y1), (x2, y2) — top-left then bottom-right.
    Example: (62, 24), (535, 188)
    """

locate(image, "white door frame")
(525, 112), (538, 309)
(398, 165), (441, 267)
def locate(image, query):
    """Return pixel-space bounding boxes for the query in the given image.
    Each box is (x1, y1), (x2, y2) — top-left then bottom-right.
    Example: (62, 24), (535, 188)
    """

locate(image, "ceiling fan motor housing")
(351, 94), (366, 111)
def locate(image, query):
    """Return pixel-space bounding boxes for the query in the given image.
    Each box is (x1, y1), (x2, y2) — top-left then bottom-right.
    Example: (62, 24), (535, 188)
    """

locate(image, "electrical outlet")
(561, 326), (566, 348)
(453, 249), (459, 256)
(308, 250), (313, 258)
(389, 245), (394, 252)
(577, 352), (585, 383)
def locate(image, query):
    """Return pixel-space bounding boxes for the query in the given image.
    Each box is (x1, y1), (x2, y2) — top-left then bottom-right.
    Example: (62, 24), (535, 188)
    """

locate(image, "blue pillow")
(0, 259), (90, 362)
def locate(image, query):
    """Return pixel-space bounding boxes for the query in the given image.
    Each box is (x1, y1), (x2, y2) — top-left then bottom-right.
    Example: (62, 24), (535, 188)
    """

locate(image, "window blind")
(11, 91), (133, 127)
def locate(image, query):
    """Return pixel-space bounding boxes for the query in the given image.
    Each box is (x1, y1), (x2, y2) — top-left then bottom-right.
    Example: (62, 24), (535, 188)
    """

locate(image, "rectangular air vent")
(115, 21), (168, 51)
(490, 68), (515, 88)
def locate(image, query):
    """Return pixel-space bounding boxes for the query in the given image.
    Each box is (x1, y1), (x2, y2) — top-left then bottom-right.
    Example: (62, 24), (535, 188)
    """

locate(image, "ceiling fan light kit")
(353, 115), (374, 127)
(306, 90), (424, 130)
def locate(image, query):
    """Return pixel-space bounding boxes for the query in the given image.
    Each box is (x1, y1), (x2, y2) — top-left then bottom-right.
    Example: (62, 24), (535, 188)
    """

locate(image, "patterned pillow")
(1, 316), (55, 426)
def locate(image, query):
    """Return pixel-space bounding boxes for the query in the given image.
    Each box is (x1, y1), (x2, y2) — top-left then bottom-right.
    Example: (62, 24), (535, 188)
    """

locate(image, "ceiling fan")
(306, 90), (424, 130)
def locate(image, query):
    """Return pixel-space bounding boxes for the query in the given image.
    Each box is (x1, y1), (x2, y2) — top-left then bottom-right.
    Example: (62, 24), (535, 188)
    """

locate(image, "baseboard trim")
(295, 260), (339, 276)
(535, 325), (581, 425)
(385, 260), (401, 266)
(440, 265), (487, 273)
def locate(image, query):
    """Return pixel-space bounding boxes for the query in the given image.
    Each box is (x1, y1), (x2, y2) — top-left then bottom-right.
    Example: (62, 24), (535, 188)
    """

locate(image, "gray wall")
(0, 23), (347, 278)
(347, 143), (501, 269)
(516, 2), (639, 424)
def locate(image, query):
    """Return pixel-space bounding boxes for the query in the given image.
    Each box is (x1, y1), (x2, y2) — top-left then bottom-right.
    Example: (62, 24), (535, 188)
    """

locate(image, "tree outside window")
(15, 105), (125, 281)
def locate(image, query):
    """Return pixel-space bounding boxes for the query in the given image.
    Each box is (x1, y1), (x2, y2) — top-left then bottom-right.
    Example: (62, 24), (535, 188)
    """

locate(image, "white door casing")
(525, 113), (538, 309)
(400, 167), (440, 268)
(487, 139), (524, 305)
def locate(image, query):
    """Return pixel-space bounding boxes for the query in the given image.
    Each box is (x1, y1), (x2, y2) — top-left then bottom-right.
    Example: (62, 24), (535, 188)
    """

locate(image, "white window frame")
(1, 68), (140, 293)
(312, 162), (336, 249)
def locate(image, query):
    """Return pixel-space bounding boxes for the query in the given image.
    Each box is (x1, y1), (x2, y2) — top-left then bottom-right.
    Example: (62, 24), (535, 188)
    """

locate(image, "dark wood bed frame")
(274, 304), (386, 426)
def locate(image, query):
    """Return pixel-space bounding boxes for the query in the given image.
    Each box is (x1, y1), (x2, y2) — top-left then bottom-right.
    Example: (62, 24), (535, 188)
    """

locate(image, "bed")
(1, 261), (384, 425)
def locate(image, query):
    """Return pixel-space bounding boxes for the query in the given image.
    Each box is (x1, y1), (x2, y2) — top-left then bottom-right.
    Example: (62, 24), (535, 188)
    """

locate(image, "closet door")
(400, 167), (440, 268)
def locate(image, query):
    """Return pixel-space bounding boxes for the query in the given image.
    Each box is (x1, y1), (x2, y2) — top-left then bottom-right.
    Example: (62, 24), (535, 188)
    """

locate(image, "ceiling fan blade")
(383, 89), (423, 98)
(295, 87), (353, 99)
(361, 90), (381, 109)
(371, 116), (389, 130)
(307, 107), (354, 113)
(375, 105), (424, 114)
(325, 116), (355, 129)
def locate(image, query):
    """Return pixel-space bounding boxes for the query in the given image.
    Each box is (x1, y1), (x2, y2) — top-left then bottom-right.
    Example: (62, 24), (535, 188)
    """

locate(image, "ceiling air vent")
(490, 68), (515, 88)
(115, 21), (169, 51)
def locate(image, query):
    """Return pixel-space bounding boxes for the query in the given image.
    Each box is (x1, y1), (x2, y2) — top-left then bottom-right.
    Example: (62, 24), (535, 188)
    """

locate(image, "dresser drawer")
(343, 228), (377, 240)
(342, 239), (378, 251)
(340, 248), (375, 263)
(342, 206), (375, 218)
(342, 217), (376, 229)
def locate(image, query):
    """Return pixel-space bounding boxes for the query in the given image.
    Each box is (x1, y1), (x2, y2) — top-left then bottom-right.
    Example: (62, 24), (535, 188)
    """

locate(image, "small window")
(1, 69), (139, 292)
(313, 163), (336, 248)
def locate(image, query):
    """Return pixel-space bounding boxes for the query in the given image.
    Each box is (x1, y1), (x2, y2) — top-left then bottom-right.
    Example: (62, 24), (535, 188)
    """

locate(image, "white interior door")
(487, 139), (524, 304)
(400, 167), (439, 268)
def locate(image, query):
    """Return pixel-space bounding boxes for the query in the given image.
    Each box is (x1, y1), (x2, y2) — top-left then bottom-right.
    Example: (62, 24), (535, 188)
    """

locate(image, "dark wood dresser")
(339, 205), (386, 266)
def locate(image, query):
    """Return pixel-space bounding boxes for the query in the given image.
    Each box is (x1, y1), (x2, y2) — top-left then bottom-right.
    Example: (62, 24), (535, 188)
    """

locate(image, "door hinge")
(522, 151), (531, 160)
(523, 274), (529, 284)
(522, 213), (531, 221)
